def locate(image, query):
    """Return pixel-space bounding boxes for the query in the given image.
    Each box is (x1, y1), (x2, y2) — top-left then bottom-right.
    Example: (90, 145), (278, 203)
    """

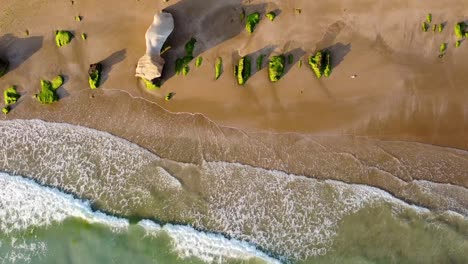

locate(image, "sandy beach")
(1, 0), (467, 148)
(1, 0), (468, 262)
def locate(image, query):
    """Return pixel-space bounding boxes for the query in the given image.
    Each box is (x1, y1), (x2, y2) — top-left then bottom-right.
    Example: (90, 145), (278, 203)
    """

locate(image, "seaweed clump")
(142, 78), (161, 90)
(175, 38), (197, 76)
(215, 57), (223, 80)
(234, 56), (251, 85)
(51, 75), (64, 90)
(257, 54), (265, 70)
(0, 58), (9, 77)
(88, 63), (102, 89)
(195, 57), (203, 67)
(308, 50), (331, 78)
(245, 12), (260, 34)
(454, 22), (466, 39)
(2, 106), (9, 115)
(4, 86), (21, 105)
(55, 30), (73, 47)
(268, 55), (285, 82)
(165, 92), (175, 101)
(266, 11), (276, 21)
(35, 80), (59, 104)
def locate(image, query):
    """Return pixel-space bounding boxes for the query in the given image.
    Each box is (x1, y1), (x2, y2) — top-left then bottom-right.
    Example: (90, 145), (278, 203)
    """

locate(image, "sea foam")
(0, 172), (280, 264)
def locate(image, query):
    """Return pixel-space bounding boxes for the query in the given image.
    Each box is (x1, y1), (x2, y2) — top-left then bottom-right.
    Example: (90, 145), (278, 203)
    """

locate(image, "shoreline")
(1, 0), (467, 150)
(0, 0), (467, 215)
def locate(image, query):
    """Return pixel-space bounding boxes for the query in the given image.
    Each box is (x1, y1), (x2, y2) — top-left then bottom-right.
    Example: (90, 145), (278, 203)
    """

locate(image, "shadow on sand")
(283, 48), (306, 77)
(99, 49), (127, 84)
(0, 34), (43, 74)
(161, 0), (267, 83)
(327, 42), (351, 69)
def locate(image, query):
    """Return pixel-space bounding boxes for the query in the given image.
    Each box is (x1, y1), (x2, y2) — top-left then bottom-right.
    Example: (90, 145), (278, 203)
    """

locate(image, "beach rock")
(135, 12), (174, 80)
(0, 58), (9, 77)
(88, 63), (102, 89)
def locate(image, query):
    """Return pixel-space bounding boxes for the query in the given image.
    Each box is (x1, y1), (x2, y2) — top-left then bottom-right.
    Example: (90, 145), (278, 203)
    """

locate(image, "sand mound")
(135, 12), (174, 80)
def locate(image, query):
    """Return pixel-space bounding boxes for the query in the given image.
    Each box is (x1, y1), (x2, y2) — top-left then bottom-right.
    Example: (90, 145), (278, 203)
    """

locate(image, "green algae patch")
(454, 22), (466, 39)
(142, 78), (160, 90)
(234, 56), (251, 85)
(257, 54), (265, 70)
(215, 57), (223, 80)
(308, 50), (332, 78)
(288, 54), (294, 64)
(176, 38), (197, 75)
(51, 75), (64, 90)
(268, 55), (285, 82)
(4, 86), (20, 105)
(439, 43), (447, 54)
(88, 63), (102, 89)
(2, 106), (10, 115)
(35, 80), (59, 104)
(182, 65), (190, 76)
(245, 12), (260, 34)
(55, 30), (73, 47)
(426, 13), (432, 24)
(185, 38), (196, 57)
(165, 92), (175, 101)
(266, 11), (276, 21)
(422, 22), (429, 32)
(0, 58), (9, 77)
(438, 24), (444, 33)
(195, 57), (203, 67)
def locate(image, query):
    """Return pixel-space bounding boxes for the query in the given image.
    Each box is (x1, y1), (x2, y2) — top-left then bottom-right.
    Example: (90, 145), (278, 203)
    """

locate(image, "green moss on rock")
(4, 86), (20, 105)
(454, 22), (466, 39)
(51, 75), (64, 90)
(165, 92), (175, 101)
(142, 78), (160, 90)
(438, 24), (444, 33)
(426, 13), (432, 24)
(0, 58), (9, 77)
(266, 11), (276, 21)
(55, 30), (73, 47)
(439, 43), (447, 54)
(257, 54), (265, 70)
(182, 65), (190, 76)
(36, 80), (59, 104)
(176, 38), (197, 75)
(268, 55), (285, 82)
(422, 22), (429, 32)
(2, 106), (10, 115)
(88, 63), (102, 89)
(215, 57), (223, 80)
(195, 57), (203, 67)
(246, 12), (260, 34)
(308, 50), (332, 78)
(235, 56), (251, 85)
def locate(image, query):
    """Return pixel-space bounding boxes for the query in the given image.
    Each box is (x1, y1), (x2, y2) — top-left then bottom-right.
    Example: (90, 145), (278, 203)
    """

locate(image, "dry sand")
(0, 0), (467, 211)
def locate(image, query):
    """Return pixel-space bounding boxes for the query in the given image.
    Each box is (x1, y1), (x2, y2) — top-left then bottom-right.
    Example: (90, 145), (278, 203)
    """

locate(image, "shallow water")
(0, 120), (467, 263)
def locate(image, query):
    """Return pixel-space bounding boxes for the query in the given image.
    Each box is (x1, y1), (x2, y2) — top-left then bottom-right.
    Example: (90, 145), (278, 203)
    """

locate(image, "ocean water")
(0, 120), (467, 263)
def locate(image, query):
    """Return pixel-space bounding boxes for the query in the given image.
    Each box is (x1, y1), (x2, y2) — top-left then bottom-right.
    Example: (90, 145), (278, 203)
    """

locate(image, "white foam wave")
(0, 172), (280, 264)
(0, 119), (184, 215)
(198, 161), (436, 260)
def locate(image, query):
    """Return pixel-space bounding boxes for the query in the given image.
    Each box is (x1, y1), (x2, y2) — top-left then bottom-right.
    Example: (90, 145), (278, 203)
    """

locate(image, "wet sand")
(0, 0), (467, 213)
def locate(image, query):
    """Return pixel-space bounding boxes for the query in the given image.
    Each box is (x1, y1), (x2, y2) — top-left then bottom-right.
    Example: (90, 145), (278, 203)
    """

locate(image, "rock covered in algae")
(135, 12), (174, 81)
